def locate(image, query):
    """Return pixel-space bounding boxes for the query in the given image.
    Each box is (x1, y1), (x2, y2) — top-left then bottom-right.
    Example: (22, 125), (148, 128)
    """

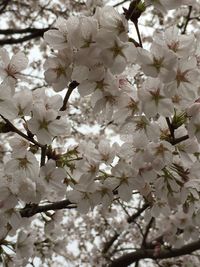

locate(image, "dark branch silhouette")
(0, 27), (51, 35)
(109, 239), (200, 267)
(20, 199), (76, 217)
(0, 28), (51, 45)
(0, 0), (11, 14)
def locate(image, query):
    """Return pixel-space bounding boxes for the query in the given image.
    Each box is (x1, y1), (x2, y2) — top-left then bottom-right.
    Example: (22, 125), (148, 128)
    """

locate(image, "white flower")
(95, 6), (128, 40)
(187, 102), (200, 119)
(32, 88), (63, 111)
(120, 116), (160, 142)
(39, 159), (67, 198)
(4, 209), (23, 234)
(27, 105), (70, 145)
(17, 176), (37, 203)
(97, 31), (136, 74)
(67, 180), (98, 213)
(13, 88), (33, 117)
(145, 0), (184, 13)
(112, 161), (137, 202)
(165, 57), (200, 102)
(154, 26), (195, 57)
(44, 17), (78, 50)
(15, 231), (34, 260)
(0, 84), (17, 119)
(188, 116), (200, 143)
(86, 0), (104, 10)
(137, 43), (177, 83)
(71, 17), (98, 49)
(138, 77), (174, 117)
(74, 44), (101, 67)
(9, 137), (29, 156)
(146, 141), (174, 170)
(173, 211), (192, 230)
(5, 151), (39, 181)
(0, 185), (18, 210)
(44, 49), (72, 92)
(78, 68), (117, 97)
(97, 140), (115, 164)
(0, 48), (28, 90)
(94, 180), (115, 207)
(151, 201), (171, 217)
(71, 65), (90, 83)
(75, 160), (99, 182)
(78, 140), (99, 162)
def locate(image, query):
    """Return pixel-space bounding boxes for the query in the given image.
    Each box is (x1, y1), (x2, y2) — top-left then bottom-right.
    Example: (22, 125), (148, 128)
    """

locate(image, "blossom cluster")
(42, 0), (200, 249)
(0, 0), (200, 265)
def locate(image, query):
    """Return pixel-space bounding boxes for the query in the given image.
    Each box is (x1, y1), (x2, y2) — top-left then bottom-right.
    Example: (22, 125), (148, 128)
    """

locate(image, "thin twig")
(60, 81), (79, 112)
(182, 6), (192, 34)
(134, 22), (143, 48)
(166, 117), (175, 140)
(108, 239), (200, 267)
(114, 0), (130, 7)
(127, 203), (149, 223)
(40, 145), (47, 167)
(20, 199), (75, 217)
(170, 134), (189, 145)
(0, 115), (44, 148)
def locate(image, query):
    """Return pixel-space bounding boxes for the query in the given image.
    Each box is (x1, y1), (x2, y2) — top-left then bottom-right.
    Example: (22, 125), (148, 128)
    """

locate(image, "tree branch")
(102, 233), (120, 254)
(127, 203), (149, 223)
(20, 199), (76, 217)
(114, 0), (130, 7)
(0, 115), (44, 148)
(0, 28), (49, 45)
(102, 203), (149, 257)
(181, 6), (193, 34)
(0, 0), (11, 14)
(0, 27), (51, 35)
(171, 135), (189, 145)
(40, 145), (47, 167)
(141, 218), (154, 248)
(60, 81), (79, 112)
(109, 239), (200, 267)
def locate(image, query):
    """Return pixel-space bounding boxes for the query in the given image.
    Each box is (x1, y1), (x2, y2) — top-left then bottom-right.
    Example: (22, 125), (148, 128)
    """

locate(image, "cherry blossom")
(137, 43), (177, 82)
(1, 1), (200, 266)
(145, 0), (185, 13)
(5, 151), (39, 180)
(44, 49), (72, 92)
(0, 48), (28, 90)
(138, 77), (174, 117)
(27, 105), (70, 144)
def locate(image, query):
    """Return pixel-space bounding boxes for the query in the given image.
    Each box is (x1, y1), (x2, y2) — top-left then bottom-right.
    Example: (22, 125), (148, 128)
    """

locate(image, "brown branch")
(0, 0), (11, 14)
(181, 6), (193, 34)
(166, 117), (175, 140)
(0, 28), (50, 45)
(60, 81), (79, 112)
(114, 0), (130, 7)
(171, 135), (189, 145)
(102, 233), (120, 254)
(134, 21), (143, 48)
(40, 145), (47, 167)
(127, 203), (149, 223)
(141, 218), (154, 248)
(102, 203), (149, 257)
(0, 27), (51, 35)
(145, 235), (164, 249)
(108, 239), (200, 267)
(20, 199), (75, 217)
(0, 115), (44, 148)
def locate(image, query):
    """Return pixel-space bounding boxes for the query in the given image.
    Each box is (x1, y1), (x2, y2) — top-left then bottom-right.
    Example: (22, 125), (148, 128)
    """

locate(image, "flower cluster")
(42, 0), (200, 249)
(0, 0), (200, 266)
